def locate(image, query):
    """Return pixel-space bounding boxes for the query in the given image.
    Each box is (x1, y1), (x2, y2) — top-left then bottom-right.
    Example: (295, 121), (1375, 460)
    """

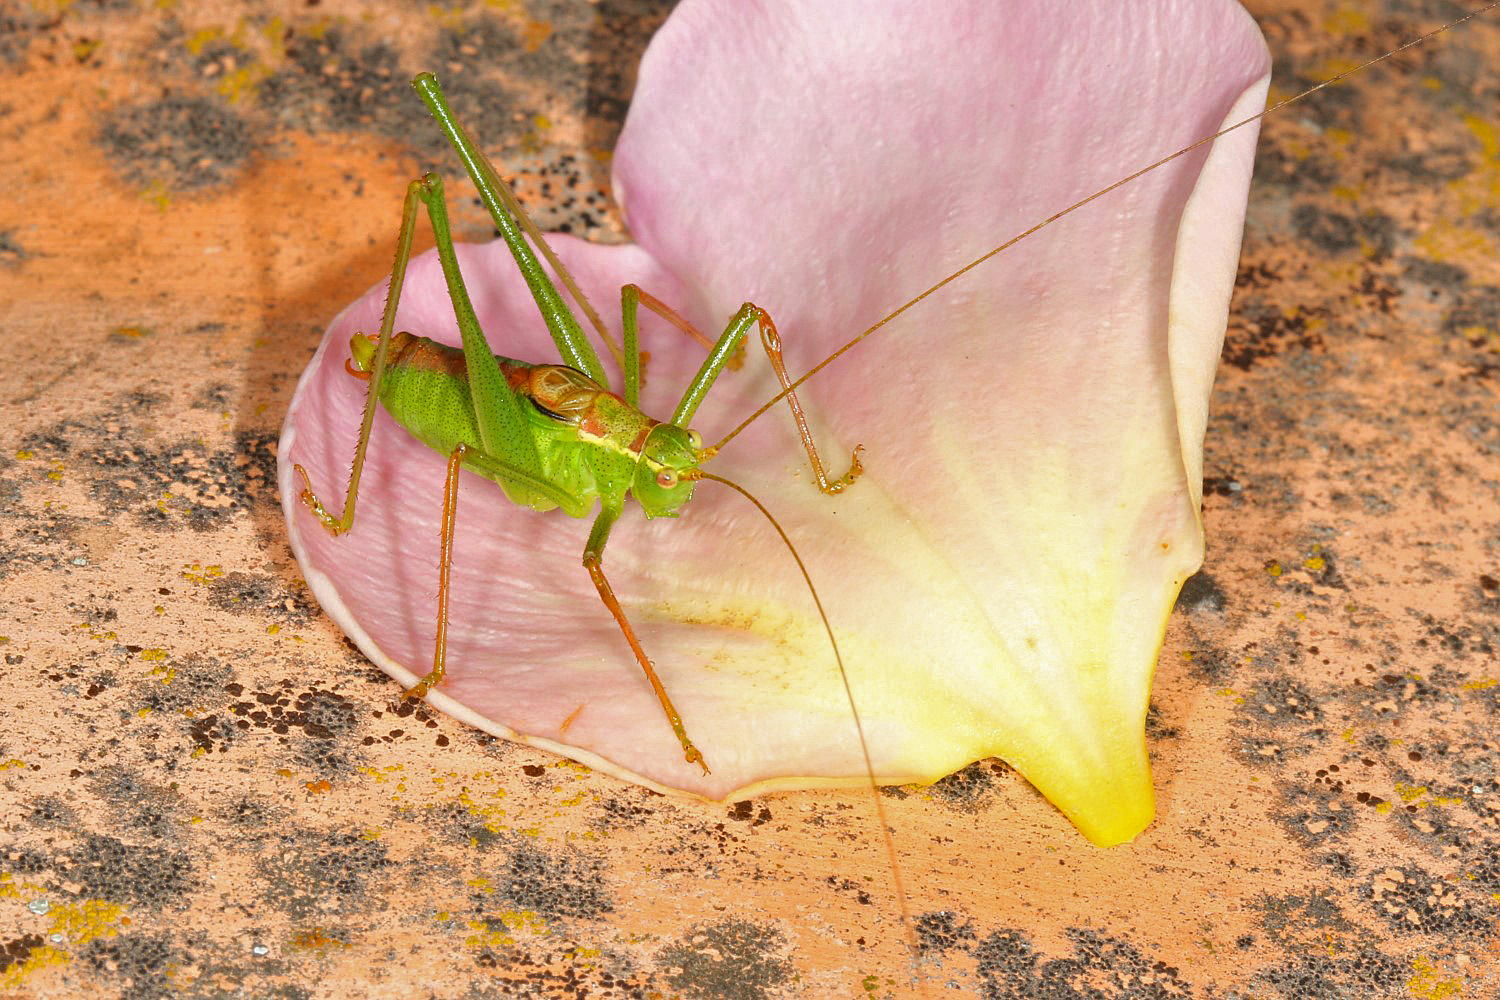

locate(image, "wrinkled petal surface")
(279, 0), (1270, 845)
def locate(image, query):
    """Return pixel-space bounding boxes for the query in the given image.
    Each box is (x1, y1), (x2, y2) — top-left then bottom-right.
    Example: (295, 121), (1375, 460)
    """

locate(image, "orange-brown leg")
(753, 308), (864, 495)
(583, 506), (709, 774)
(404, 443), (468, 702)
(623, 283), (717, 350)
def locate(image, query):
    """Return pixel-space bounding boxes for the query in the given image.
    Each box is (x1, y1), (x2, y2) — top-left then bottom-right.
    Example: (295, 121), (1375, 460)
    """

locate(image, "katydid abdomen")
(353, 330), (662, 519)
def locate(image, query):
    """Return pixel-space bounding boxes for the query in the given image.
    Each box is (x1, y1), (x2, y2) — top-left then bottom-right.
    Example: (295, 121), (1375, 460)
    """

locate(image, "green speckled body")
(355, 331), (699, 519)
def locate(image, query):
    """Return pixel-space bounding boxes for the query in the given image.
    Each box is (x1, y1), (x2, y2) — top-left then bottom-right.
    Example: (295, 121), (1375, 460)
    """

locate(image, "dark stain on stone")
(0, 933), (45, 974)
(1363, 863), (1495, 937)
(261, 829), (391, 920)
(97, 94), (254, 190)
(914, 910), (977, 955)
(66, 833), (197, 908)
(490, 837), (613, 921)
(657, 917), (794, 1000)
(80, 933), (177, 1000)
(973, 926), (1193, 999)
(1175, 571), (1226, 612)
(925, 760), (995, 810)
(727, 800), (772, 826)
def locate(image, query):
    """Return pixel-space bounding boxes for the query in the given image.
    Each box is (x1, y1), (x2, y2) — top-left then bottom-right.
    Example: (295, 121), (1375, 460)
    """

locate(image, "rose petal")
(279, 0), (1270, 846)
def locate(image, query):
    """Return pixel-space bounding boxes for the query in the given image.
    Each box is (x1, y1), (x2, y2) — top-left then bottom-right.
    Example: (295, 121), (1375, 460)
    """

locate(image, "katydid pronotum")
(283, 0), (1500, 983)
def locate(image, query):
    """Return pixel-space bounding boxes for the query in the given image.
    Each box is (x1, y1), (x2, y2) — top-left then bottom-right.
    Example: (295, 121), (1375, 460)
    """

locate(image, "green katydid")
(293, 72), (865, 776)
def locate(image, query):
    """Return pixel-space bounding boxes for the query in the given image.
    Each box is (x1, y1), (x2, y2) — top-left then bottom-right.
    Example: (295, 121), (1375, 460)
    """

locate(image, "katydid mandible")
(293, 72), (863, 776)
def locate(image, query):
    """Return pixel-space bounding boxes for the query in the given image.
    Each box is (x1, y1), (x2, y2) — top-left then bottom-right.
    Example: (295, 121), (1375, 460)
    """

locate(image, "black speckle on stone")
(67, 833), (196, 908)
(490, 838), (612, 921)
(139, 653), (231, 714)
(1403, 256), (1469, 291)
(1223, 296), (1326, 370)
(1244, 674), (1323, 727)
(1363, 863), (1495, 937)
(926, 761), (994, 810)
(1274, 784), (1357, 844)
(97, 95), (253, 190)
(1175, 571), (1226, 612)
(657, 917), (795, 1000)
(914, 910), (976, 955)
(262, 829), (390, 920)
(1252, 944), (1404, 1000)
(974, 926), (1194, 999)
(264, 31), (414, 135)
(727, 800), (772, 826)
(81, 933), (178, 1000)
(1145, 701), (1181, 740)
(0, 229), (29, 268)
(1292, 203), (1359, 253)
(27, 795), (77, 828)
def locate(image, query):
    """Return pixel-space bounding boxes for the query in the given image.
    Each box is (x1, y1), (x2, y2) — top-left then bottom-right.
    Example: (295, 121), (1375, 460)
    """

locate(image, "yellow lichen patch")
(184, 25), (223, 55)
(1321, 5), (1370, 38)
(49, 899), (129, 946)
(141, 179), (171, 212)
(0, 943), (69, 990)
(1408, 956), (1463, 1000)
(1460, 678), (1497, 691)
(463, 908), (548, 951)
(76, 622), (118, 642)
(181, 563), (225, 585)
(290, 928), (348, 951)
(457, 786), (511, 834)
(1396, 782), (1430, 803)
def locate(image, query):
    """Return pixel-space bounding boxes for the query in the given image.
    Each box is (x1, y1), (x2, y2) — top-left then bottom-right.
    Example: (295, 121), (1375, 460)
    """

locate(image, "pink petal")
(279, 0), (1270, 845)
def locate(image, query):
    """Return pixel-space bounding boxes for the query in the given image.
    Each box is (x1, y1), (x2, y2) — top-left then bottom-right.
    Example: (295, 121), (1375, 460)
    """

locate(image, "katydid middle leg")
(582, 505), (709, 774)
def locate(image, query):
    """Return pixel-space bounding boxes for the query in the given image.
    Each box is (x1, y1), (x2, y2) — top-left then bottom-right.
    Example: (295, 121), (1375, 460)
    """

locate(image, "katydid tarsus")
(287, 2), (1496, 983)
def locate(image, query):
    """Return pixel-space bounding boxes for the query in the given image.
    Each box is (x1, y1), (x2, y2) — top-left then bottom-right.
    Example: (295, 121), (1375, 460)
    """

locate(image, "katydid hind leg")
(402, 444), (468, 702)
(412, 72), (613, 387)
(413, 173), (550, 484)
(294, 178), (425, 536)
(582, 507), (710, 774)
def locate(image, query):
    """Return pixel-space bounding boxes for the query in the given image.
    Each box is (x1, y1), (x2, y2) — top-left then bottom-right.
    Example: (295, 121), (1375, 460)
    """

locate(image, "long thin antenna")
(709, 0), (1500, 454)
(694, 470), (923, 985)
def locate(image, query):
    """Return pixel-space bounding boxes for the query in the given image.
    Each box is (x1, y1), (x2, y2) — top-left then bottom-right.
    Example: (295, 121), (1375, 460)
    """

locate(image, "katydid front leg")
(623, 286), (864, 494)
(583, 505), (709, 775)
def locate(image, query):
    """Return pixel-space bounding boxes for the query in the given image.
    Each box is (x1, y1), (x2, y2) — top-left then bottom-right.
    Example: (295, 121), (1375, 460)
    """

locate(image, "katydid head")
(632, 423), (704, 517)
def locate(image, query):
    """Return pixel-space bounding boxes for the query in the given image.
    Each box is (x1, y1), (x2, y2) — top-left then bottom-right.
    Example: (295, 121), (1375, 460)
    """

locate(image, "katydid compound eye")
(687, 430), (703, 450)
(656, 470), (678, 489)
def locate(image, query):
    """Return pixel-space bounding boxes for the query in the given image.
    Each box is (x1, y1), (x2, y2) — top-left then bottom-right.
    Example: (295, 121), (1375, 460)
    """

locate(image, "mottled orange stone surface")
(1, 2), (1498, 997)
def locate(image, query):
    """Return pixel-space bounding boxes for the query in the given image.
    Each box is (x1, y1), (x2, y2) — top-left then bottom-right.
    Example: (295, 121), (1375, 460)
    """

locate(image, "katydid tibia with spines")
(293, 72), (864, 776)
